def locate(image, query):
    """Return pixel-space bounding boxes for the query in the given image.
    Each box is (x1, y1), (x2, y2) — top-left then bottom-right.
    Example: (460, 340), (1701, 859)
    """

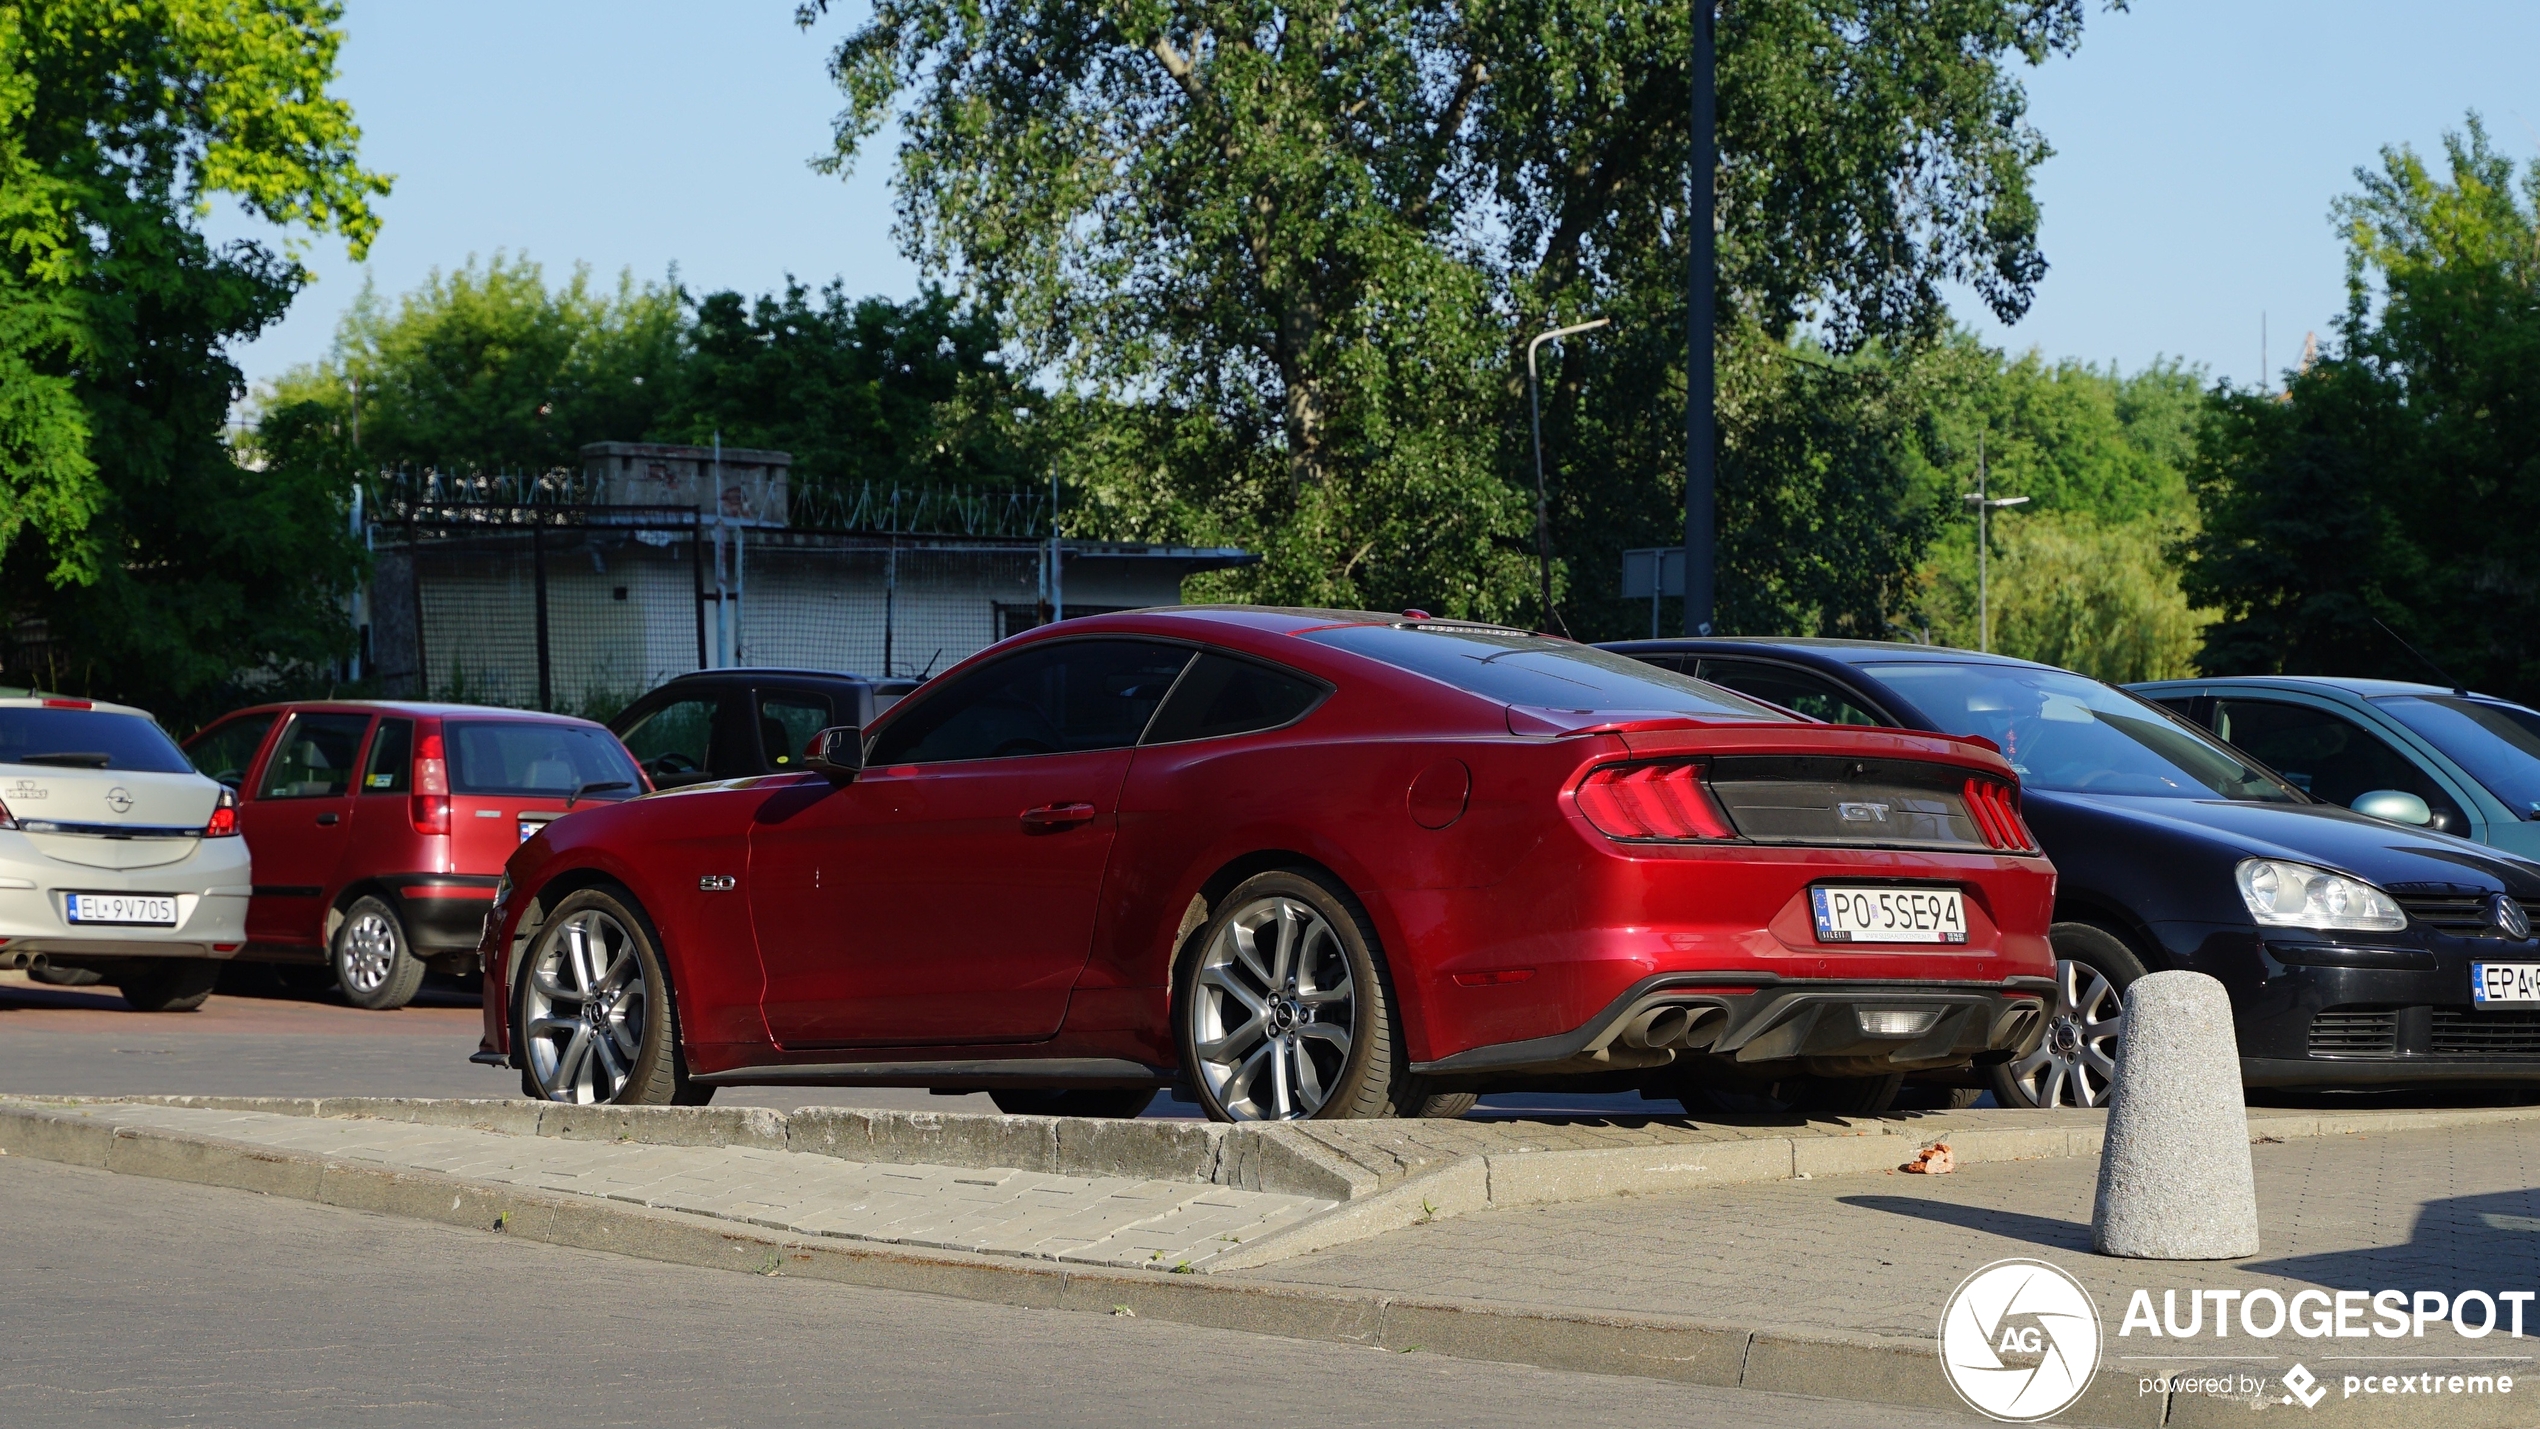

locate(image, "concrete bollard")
(2090, 970), (2260, 1259)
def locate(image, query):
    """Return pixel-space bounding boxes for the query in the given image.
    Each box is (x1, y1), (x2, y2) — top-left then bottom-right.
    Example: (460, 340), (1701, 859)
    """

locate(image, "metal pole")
(1977, 437), (1988, 654)
(1050, 470), (1063, 624)
(1528, 317), (1610, 634)
(531, 523), (552, 709)
(1683, 0), (1717, 636)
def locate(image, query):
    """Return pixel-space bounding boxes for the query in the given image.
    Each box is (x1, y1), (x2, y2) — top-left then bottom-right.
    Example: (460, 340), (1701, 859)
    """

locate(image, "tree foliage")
(0, 0), (387, 724)
(2184, 116), (2540, 701)
(805, 0), (2100, 623)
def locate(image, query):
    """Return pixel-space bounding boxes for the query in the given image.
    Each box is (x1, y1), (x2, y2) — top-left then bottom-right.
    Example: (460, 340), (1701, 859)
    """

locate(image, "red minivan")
(183, 701), (647, 1009)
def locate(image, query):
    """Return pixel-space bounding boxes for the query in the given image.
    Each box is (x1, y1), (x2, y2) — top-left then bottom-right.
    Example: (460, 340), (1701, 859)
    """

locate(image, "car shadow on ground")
(2242, 1188), (2540, 1290)
(1834, 1194), (2096, 1253)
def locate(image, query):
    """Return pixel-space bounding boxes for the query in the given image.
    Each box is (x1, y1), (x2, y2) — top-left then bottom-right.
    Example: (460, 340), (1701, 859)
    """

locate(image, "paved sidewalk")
(1244, 1121), (2540, 1351)
(49, 1101), (1333, 1271)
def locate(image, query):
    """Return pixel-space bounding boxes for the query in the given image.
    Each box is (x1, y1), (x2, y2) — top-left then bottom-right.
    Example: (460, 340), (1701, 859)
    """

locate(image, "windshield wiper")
(567, 780), (634, 809)
(15, 752), (111, 768)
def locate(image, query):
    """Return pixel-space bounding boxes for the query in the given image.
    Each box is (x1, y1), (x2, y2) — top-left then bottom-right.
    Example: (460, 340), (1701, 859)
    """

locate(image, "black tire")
(115, 959), (220, 1013)
(1893, 1083), (1985, 1111)
(1413, 1091), (1479, 1119)
(332, 895), (426, 1011)
(514, 887), (711, 1105)
(1682, 1073), (1906, 1119)
(1174, 868), (1422, 1122)
(1987, 921), (2148, 1110)
(988, 1089), (1157, 1118)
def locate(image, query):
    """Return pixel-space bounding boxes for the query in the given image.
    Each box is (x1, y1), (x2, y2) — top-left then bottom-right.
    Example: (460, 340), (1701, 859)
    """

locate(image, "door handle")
(1020, 802), (1097, 831)
(316, 812), (340, 826)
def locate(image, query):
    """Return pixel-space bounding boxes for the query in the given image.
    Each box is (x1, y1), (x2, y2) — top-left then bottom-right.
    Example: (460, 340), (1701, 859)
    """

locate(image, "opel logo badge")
(104, 786), (132, 814)
(2489, 894), (2531, 940)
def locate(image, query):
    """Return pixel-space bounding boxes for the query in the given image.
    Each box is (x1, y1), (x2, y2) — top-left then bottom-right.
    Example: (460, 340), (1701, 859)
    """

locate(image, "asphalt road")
(0, 1155), (2000, 1429)
(0, 972), (1699, 1119)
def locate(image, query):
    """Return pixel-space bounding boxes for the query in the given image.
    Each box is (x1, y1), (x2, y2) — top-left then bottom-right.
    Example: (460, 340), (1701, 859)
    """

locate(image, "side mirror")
(2351, 789), (2433, 827)
(803, 725), (863, 782)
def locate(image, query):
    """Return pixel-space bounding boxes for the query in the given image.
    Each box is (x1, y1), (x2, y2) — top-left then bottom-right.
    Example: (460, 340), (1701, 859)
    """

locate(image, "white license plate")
(519, 818), (552, 844)
(65, 893), (177, 927)
(1811, 886), (1967, 944)
(2471, 963), (2540, 1005)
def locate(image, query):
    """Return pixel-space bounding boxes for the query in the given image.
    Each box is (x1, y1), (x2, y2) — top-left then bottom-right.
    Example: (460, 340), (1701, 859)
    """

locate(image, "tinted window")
(1303, 625), (1785, 720)
(758, 691), (832, 770)
(870, 640), (1194, 766)
(2214, 698), (2465, 832)
(619, 697), (719, 779)
(258, 713), (373, 799)
(0, 707), (194, 775)
(1144, 653), (1327, 744)
(1863, 662), (2298, 802)
(445, 721), (642, 797)
(363, 718), (413, 793)
(1695, 659), (1890, 727)
(186, 713), (276, 787)
(2375, 695), (2540, 820)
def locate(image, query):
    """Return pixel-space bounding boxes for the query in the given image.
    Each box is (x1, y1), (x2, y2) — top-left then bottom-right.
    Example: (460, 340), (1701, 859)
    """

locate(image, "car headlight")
(490, 876), (511, 915)
(2235, 858), (2406, 931)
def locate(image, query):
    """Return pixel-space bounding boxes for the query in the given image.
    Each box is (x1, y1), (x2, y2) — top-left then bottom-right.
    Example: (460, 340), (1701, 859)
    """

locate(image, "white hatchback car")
(0, 695), (250, 1010)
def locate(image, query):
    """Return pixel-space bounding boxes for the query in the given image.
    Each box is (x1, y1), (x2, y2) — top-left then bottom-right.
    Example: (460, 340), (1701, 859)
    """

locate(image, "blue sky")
(219, 1), (2540, 395)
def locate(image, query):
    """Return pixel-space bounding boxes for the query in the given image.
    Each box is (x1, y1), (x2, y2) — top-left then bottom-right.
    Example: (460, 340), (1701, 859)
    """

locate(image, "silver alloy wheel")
(1191, 895), (1356, 1120)
(2004, 958), (2125, 1108)
(338, 907), (399, 995)
(522, 908), (650, 1104)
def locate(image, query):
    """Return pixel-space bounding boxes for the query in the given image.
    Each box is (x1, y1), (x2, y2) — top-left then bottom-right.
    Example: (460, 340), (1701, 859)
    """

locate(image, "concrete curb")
(8, 1098), (2537, 1427)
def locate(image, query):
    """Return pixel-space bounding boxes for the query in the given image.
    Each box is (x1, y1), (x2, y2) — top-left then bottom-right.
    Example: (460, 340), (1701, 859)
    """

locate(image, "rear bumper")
(1411, 972), (2052, 1081)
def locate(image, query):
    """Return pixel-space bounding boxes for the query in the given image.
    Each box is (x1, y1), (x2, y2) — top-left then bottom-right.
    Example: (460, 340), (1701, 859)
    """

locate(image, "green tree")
(263, 254), (684, 478)
(0, 0), (387, 722)
(804, 0), (2103, 622)
(2184, 116), (2540, 699)
(657, 281), (1042, 500)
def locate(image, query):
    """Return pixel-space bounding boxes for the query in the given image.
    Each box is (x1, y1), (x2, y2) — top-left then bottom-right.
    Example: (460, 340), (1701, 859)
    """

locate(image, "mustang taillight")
(411, 730), (451, 835)
(202, 787), (239, 837)
(1575, 760), (1738, 841)
(1962, 777), (2038, 853)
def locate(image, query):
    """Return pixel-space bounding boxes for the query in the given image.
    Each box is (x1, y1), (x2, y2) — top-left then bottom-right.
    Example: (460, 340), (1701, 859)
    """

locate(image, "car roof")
(654, 667), (894, 685)
(216, 700), (607, 725)
(2129, 674), (2480, 699)
(1603, 636), (2060, 672)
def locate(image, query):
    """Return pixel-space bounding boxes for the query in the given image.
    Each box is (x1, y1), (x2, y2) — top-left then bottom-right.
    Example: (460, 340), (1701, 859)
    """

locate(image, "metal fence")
(376, 509), (1074, 712)
(381, 507), (707, 717)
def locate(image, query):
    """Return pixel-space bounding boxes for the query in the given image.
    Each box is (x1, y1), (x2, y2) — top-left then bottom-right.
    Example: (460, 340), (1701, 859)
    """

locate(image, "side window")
(620, 697), (720, 780)
(758, 690), (833, 770)
(363, 718), (414, 793)
(2150, 696), (2202, 722)
(1695, 659), (1891, 727)
(869, 640), (1194, 766)
(256, 713), (373, 800)
(2212, 698), (2467, 832)
(1143, 652), (1328, 744)
(186, 713), (276, 789)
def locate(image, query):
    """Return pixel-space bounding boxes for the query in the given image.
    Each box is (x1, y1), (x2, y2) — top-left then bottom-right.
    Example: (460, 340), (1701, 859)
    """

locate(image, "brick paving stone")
(1240, 1122), (2540, 1370)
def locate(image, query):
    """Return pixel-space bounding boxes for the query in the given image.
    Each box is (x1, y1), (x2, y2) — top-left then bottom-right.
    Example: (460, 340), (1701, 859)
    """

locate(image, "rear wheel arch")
(2050, 895), (2168, 970)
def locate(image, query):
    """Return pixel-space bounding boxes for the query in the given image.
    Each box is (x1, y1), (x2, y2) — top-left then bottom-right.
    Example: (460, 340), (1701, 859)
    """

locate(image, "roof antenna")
(2372, 617), (2468, 697)
(917, 648), (944, 680)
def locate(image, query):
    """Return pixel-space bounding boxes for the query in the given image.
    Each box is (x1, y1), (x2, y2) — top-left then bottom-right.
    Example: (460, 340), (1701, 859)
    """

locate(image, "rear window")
(0, 707), (191, 774)
(444, 720), (642, 798)
(1298, 624), (1786, 721)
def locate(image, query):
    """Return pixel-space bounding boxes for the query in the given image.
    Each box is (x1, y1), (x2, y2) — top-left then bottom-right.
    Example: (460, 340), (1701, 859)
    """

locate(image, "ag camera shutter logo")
(1939, 1258), (2103, 1422)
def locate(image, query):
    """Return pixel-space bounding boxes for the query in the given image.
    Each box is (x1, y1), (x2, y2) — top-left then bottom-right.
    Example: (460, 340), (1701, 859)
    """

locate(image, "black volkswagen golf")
(1604, 638), (2540, 1107)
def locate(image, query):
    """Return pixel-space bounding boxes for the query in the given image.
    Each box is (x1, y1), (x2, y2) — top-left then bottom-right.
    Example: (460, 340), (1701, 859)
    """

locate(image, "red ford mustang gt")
(477, 608), (2056, 1120)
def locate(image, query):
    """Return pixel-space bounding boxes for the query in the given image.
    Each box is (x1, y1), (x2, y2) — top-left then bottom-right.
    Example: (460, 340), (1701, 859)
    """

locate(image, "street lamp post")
(1527, 316), (1610, 633)
(1961, 432), (2028, 653)
(1684, 0), (1716, 636)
